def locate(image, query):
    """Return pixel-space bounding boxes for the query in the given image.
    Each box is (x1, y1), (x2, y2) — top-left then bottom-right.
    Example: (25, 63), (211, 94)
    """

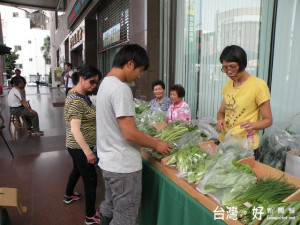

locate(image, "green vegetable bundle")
(222, 200), (300, 225)
(155, 122), (198, 142)
(232, 160), (256, 176)
(258, 128), (300, 171)
(134, 100), (151, 114)
(143, 142), (179, 161)
(166, 144), (208, 172)
(197, 153), (257, 205)
(136, 123), (157, 136)
(135, 105), (167, 136)
(259, 201), (300, 225)
(175, 129), (211, 150)
(186, 153), (222, 184)
(237, 176), (297, 204)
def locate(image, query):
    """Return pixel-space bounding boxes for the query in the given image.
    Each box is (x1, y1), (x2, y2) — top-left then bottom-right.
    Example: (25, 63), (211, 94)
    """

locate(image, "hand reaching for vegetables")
(216, 119), (225, 133)
(154, 140), (172, 155)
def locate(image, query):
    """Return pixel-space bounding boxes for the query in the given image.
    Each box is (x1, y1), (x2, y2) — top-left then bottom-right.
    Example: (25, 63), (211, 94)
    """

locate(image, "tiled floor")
(0, 86), (105, 225)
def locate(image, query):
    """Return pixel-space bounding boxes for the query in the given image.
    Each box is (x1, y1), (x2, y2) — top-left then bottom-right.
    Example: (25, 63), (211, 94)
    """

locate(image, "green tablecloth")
(139, 159), (226, 225)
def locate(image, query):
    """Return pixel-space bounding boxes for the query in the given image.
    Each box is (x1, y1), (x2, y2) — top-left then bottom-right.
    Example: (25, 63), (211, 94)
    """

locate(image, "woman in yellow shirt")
(216, 45), (273, 159)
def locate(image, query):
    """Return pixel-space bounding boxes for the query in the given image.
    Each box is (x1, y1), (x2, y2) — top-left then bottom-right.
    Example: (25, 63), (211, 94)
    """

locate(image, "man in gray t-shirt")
(96, 44), (172, 225)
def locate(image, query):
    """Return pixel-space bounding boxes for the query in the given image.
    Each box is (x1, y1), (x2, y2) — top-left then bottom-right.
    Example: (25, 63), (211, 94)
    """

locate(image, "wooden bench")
(9, 114), (30, 139)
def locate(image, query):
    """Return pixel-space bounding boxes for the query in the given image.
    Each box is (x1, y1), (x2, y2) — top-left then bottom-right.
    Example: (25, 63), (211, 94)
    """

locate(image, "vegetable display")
(155, 122), (198, 142)
(237, 176), (297, 204)
(134, 100), (151, 114)
(134, 99), (167, 136)
(221, 200), (300, 225)
(197, 144), (257, 205)
(258, 128), (300, 171)
(198, 158), (257, 205)
(186, 153), (221, 184)
(166, 144), (208, 172)
(175, 129), (211, 150)
(143, 142), (179, 160)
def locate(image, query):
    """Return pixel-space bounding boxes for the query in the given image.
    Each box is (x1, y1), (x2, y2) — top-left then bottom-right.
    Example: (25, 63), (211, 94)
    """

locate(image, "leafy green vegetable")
(134, 101), (150, 114)
(186, 153), (221, 183)
(198, 155), (257, 205)
(155, 122), (194, 142)
(170, 144), (208, 172)
(232, 160), (256, 176)
(236, 176), (297, 204)
(143, 142), (179, 161)
(258, 129), (300, 171)
(175, 129), (211, 150)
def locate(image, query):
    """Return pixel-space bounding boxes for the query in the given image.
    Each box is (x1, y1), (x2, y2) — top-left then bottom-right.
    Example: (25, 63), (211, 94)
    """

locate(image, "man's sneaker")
(63, 192), (82, 204)
(85, 211), (100, 225)
(31, 131), (44, 135)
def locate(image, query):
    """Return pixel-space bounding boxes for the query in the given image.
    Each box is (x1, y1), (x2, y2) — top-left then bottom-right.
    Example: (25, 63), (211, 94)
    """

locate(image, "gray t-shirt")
(96, 76), (142, 173)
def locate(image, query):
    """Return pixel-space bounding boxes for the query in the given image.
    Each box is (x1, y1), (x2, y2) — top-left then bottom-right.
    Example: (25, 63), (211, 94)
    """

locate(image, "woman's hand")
(240, 120), (253, 132)
(216, 119), (226, 133)
(86, 152), (97, 165)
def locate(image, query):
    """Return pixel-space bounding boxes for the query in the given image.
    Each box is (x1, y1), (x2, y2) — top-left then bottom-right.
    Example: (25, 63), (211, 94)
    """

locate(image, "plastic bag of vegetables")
(135, 106), (166, 136)
(192, 117), (218, 140)
(217, 129), (254, 159)
(175, 128), (211, 150)
(134, 98), (151, 115)
(166, 144), (209, 172)
(185, 153), (222, 184)
(258, 126), (300, 171)
(197, 152), (257, 205)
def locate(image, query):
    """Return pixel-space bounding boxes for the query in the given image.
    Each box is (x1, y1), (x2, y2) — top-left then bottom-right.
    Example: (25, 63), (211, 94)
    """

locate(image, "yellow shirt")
(218, 75), (270, 149)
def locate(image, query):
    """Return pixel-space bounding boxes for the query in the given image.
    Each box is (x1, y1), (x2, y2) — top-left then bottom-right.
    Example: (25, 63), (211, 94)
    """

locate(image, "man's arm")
(21, 99), (37, 114)
(117, 116), (172, 155)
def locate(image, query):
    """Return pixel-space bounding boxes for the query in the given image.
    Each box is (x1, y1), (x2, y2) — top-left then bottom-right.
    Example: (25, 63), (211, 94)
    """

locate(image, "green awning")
(0, 44), (11, 55)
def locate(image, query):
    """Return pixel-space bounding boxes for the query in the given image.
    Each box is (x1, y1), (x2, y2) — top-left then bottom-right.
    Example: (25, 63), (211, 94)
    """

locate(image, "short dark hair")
(152, 80), (165, 90)
(65, 62), (73, 69)
(112, 44), (149, 71)
(169, 84), (185, 98)
(219, 45), (247, 72)
(15, 69), (21, 73)
(13, 76), (24, 86)
(72, 65), (102, 85)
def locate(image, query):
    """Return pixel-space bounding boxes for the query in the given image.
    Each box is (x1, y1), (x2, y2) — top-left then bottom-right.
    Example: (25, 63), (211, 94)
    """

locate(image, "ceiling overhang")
(0, 44), (11, 55)
(0, 0), (59, 11)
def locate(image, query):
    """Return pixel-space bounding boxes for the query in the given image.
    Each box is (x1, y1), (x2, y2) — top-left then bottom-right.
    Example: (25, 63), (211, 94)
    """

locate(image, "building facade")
(52, 0), (300, 132)
(0, 5), (51, 84)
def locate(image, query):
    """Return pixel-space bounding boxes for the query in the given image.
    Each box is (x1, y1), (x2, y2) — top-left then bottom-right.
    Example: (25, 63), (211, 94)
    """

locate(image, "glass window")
(174, 0), (262, 119)
(16, 64), (23, 69)
(269, 0), (300, 133)
(14, 45), (22, 51)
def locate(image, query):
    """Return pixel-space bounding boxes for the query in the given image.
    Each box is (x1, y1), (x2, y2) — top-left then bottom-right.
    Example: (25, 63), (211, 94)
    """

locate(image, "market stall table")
(139, 159), (226, 225)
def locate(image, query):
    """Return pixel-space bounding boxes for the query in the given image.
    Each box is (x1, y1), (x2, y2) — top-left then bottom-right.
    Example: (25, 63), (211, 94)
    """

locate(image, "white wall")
(0, 5), (50, 83)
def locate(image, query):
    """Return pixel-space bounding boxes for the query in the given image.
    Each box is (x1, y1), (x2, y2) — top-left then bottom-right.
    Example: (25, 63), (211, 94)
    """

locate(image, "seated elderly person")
(8, 77), (44, 135)
(166, 84), (191, 124)
(149, 80), (172, 113)
(10, 69), (26, 100)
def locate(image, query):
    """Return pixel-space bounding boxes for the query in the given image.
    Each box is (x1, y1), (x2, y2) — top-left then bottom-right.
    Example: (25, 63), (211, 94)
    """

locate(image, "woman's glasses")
(89, 79), (99, 85)
(221, 64), (239, 73)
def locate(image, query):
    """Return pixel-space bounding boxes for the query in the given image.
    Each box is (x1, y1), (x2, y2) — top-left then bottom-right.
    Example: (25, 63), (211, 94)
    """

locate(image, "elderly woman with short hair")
(166, 84), (191, 124)
(149, 80), (172, 113)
